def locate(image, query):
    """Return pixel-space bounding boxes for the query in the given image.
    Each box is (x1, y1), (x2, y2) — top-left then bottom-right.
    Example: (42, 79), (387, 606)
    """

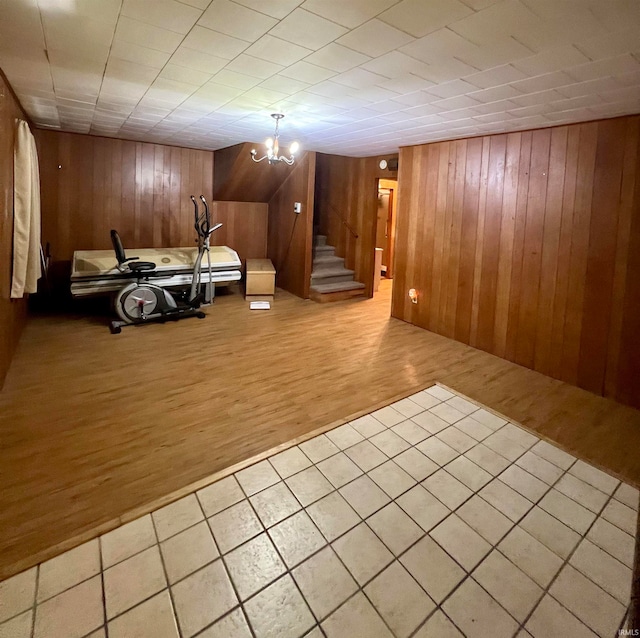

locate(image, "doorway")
(374, 178), (397, 294)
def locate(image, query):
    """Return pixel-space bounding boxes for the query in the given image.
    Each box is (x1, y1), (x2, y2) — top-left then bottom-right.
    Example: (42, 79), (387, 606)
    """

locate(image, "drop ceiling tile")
(379, 75), (433, 93)
(115, 16), (184, 54)
(269, 9), (348, 50)
(302, 0), (400, 29)
(110, 40), (173, 69)
(209, 70), (261, 90)
(241, 86), (289, 106)
(178, 0), (210, 9)
(121, 0), (201, 34)
(337, 19), (414, 57)
(159, 64), (212, 86)
(332, 68), (387, 89)
(469, 84), (524, 102)
(465, 64), (529, 89)
(304, 43), (371, 73)
(362, 51), (431, 79)
(510, 88), (572, 108)
(170, 46), (228, 74)
(280, 61), (337, 84)
(576, 27), (640, 61)
(510, 70), (575, 93)
(514, 45), (591, 76)
(567, 54), (640, 82)
(233, 0), (304, 20)
(42, 13), (116, 51)
(259, 74), (311, 94)
(380, 0), (473, 38)
(421, 58), (480, 84)
(399, 28), (478, 66)
(181, 25), (250, 59)
(458, 37), (536, 71)
(224, 54), (284, 79)
(199, 0), (277, 42)
(352, 86), (403, 103)
(427, 79), (479, 99)
(244, 34), (313, 66)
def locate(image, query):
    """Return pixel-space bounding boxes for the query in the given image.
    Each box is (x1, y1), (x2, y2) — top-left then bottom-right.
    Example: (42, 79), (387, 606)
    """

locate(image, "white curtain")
(11, 119), (41, 298)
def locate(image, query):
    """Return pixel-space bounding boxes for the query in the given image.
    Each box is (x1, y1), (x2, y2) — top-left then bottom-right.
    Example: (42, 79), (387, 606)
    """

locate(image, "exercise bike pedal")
(196, 311), (206, 319)
(110, 321), (122, 334)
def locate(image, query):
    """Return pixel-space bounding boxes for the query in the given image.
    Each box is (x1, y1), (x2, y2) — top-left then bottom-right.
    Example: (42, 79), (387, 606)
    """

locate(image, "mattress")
(70, 246), (241, 297)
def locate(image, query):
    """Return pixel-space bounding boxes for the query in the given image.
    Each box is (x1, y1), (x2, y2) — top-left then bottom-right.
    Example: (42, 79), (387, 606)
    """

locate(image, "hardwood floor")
(1, 280), (639, 581)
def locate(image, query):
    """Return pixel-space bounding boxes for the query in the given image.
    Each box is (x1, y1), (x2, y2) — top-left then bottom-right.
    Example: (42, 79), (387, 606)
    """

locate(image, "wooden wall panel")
(314, 153), (398, 297)
(267, 152), (315, 299)
(0, 71), (29, 388)
(393, 115), (640, 409)
(211, 201), (268, 264)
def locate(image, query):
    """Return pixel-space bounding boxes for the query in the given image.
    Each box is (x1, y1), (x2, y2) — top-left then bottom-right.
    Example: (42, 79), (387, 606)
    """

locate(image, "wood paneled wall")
(0, 71), (29, 388)
(213, 142), (293, 203)
(392, 115), (640, 409)
(211, 201), (268, 264)
(267, 152), (316, 299)
(36, 130), (215, 260)
(315, 153), (398, 297)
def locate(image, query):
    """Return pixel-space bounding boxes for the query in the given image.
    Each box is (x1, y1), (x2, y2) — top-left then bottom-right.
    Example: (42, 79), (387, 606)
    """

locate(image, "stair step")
(313, 255), (344, 267)
(314, 245), (335, 255)
(315, 235), (327, 247)
(310, 281), (366, 294)
(311, 266), (354, 279)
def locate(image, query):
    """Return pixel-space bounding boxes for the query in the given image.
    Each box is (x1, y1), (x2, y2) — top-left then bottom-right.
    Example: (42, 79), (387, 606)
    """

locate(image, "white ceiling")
(1, 0), (639, 156)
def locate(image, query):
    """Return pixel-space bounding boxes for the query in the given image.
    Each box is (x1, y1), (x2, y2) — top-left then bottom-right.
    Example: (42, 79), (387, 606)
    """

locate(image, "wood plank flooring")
(1, 280), (639, 581)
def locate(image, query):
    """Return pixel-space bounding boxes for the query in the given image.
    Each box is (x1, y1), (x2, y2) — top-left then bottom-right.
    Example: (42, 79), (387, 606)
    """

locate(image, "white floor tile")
(423, 469), (473, 510)
(464, 443), (511, 475)
(293, 546), (358, 620)
(0, 610), (32, 638)
(498, 527), (563, 587)
(514, 451), (563, 485)
(411, 410), (450, 435)
(549, 565), (626, 638)
(104, 546), (166, 619)
(152, 495), (204, 542)
(397, 484), (450, 532)
(456, 495), (513, 544)
(407, 390), (442, 411)
(424, 385), (454, 401)
(367, 503), (424, 556)
(443, 577), (519, 638)
(538, 489), (597, 534)
(325, 424), (365, 450)
(108, 590), (178, 638)
(371, 406), (406, 427)
(101, 515), (157, 568)
(468, 408), (507, 431)
(446, 456), (492, 491)
(285, 466), (334, 507)
(33, 576), (103, 638)
(299, 435), (340, 463)
(499, 423), (538, 448)
(317, 452), (363, 488)
(498, 465), (548, 502)
(235, 460), (280, 496)
(525, 594), (597, 638)
(445, 396), (478, 415)
(518, 506), (580, 558)
(472, 550), (543, 622)
(482, 430), (528, 462)
(530, 440), (576, 470)
(344, 440), (387, 472)
(614, 482), (639, 510)
(321, 592), (393, 638)
(568, 460), (619, 495)
(243, 574), (314, 638)
(269, 447), (312, 479)
(160, 521), (219, 584)
(587, 517), (636, 567)
(207, 500), (263, 553)
(416, 436), (459, 465)
(480, 479), (533, 522)
(306, 492), (360, 542)
(368, 460), (416, 498)
(430, 514), (491, 571)
(400, 535), (465, 603)
(412, 610), (463, 637)
(454, 415), (494, 442)
(197, 608), (252, 638)
(339, 475), (391, 518)
(0, 568), (36, 623)
(391, 419), (430, 445)
(569, 539), (632, 604)
(250, 481), (302, 528)
(224, 533), (285, 601)
(332, 523), (394, 586)
(268, 511), (326, 569)
(349, 414), (387, 438)
(601, 498), (637, 535)
(365, 561), (435, 638)
(197, 475), (244, 517)
(555, 473), (609, 513)
(436, 426), (476, 453)
(429, 403), (466, 425)
(369, 429), (411, 457)
(391, 397), (425, 418)
(393, 448), (439, 481)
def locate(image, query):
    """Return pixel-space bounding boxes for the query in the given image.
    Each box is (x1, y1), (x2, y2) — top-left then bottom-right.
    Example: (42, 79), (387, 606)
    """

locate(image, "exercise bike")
(109, 195), (222, 334)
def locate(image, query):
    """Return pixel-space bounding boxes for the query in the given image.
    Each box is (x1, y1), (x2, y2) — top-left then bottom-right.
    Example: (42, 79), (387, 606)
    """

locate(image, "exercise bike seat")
(110, 229), (156, 272)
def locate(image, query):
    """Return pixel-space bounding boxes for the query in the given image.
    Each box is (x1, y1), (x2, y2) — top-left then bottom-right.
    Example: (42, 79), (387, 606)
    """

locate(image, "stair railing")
(328, 202), (358, 239)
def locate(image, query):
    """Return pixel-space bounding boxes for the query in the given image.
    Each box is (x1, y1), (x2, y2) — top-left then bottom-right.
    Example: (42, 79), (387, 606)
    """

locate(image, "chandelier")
(250, 113), (299, 165)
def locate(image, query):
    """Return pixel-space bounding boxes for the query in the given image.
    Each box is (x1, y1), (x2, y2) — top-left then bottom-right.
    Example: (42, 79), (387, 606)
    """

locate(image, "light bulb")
(265, 137), (273, 149)
(289, 141), (299, 155)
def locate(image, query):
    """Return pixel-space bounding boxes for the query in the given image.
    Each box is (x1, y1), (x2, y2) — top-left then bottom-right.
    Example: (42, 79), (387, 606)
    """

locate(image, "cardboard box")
(245, 259), (275, 297)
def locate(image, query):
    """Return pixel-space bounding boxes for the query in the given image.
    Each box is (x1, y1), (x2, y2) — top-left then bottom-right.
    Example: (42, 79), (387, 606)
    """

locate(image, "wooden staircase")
(309, 235), (365, 302)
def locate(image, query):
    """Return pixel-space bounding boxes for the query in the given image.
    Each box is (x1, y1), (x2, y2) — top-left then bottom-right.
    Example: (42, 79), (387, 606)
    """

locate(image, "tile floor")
(1, 384), (638, 638)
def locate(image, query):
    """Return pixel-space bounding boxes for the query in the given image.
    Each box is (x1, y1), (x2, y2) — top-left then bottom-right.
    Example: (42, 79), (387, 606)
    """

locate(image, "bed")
(70, 245), (242, 297)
